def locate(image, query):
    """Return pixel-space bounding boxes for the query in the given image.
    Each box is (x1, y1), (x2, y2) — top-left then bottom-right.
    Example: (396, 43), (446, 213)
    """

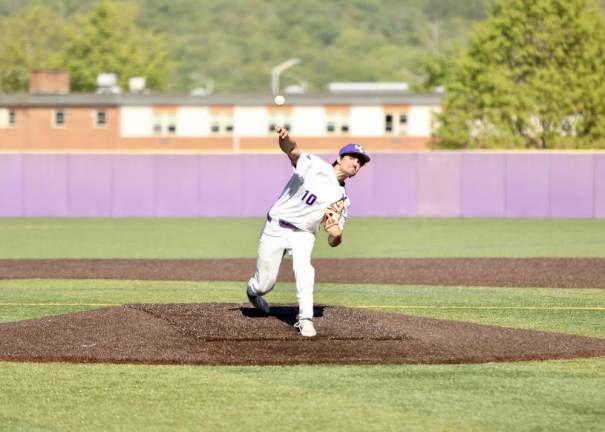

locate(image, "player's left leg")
(246, 223), (286, 313)
(289, 230), (317, 320)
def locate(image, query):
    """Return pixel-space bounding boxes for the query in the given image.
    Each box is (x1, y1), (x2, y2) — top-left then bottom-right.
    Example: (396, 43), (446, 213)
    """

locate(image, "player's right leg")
(246, 227), (285, 313)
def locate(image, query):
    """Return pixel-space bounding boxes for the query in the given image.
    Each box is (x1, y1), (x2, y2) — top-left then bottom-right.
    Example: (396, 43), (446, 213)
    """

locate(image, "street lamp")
(271, 58), (301, 95)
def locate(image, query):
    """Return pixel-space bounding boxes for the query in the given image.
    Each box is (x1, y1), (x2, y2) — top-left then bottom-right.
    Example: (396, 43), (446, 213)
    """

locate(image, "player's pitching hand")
(276, 126), (289, 140)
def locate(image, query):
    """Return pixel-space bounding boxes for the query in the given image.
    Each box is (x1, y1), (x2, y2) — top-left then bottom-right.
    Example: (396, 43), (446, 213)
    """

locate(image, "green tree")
(435, 0), (605, 149)
(61, 0), (173, 91)
(0, 5), (69, 92)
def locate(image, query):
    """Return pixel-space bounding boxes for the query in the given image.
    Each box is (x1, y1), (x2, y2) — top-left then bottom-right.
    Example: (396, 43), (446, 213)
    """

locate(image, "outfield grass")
(1, 359), (604, 432)
(0, 217), (604, 258)
(0, 218), (604, 431)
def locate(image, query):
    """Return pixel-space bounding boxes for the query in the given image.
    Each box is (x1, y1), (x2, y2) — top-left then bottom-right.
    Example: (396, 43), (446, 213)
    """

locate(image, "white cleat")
(294, 318), (317, 337)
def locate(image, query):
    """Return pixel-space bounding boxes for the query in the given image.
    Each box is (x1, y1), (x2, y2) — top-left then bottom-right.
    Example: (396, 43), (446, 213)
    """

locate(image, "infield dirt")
(1, 257), (604, 288)
(2, 304), (605, 366)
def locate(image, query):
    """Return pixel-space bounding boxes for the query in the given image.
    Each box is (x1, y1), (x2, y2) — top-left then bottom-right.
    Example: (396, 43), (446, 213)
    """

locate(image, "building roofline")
(0, 91), (443, 108)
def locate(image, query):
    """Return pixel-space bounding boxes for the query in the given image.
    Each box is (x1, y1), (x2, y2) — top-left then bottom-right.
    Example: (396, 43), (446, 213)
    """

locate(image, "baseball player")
(246, 126), (370, 337)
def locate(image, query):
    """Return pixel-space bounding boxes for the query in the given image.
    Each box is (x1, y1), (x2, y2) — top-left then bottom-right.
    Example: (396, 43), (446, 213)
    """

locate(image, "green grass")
(0, 217), (604, 258)
(1, 360), (604, 432)
(1, 217), (605, 431)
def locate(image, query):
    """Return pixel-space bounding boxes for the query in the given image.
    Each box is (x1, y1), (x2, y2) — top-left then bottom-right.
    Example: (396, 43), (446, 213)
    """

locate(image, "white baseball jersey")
(268, 152), (350, 234)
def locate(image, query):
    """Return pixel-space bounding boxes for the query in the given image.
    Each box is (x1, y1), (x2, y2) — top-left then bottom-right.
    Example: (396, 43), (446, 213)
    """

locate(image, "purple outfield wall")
(0, 152), (603, 218)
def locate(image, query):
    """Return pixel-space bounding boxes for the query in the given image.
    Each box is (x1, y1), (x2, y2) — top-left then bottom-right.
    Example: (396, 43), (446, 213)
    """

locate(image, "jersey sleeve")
(294, 152), (316, 179)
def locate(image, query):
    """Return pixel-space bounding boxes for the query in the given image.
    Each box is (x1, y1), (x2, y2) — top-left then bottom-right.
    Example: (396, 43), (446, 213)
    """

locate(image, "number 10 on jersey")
(301, 190), (317, 205)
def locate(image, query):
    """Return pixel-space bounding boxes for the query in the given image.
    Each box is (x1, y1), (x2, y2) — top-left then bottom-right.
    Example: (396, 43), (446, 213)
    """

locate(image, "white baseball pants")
(247, 218), (316, 319)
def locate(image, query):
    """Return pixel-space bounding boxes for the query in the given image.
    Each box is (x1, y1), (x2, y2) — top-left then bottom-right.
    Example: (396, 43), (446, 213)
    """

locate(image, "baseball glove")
(324, 199), (345, 232)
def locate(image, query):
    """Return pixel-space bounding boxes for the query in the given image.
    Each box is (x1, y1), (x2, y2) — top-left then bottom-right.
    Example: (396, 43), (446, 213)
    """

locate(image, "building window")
(54, 110), (66, 127)
(210, 112), (234, 135)
(8, 110), (16, 127)
(326, 113), (350, 135)
(153, 111), (177, 136)
(167, 113), (177, 134)
(385, 111), (408, 135)
(268, 113), (291, 133)
(94, 110), (107, 128)
(268, 123), (290, 132)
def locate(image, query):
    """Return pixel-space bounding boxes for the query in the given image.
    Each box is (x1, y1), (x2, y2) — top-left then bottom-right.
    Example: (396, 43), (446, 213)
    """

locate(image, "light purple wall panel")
(2, 152), (603, 218)
(549, 154), (594, 218)
(0, 154), (23, 216)
(199, 155), (243, 216)
(417, 153), (461, 217)
(22, 154), (68, 216)
(155, 155), (200, 216)
(595, 154), (605, 218)
(112, 155), (155, 216)
(349, 153), (417, 216)
(505, 154), (550, 218)
(385, 153), (418, 216)
(240, 154), (292, 217)
(67, 154), (113, 216)
(461, 153), (505, 217)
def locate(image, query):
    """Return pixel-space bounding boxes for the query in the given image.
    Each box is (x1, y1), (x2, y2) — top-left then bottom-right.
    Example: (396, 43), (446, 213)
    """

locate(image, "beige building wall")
(0, 102), (435, 151)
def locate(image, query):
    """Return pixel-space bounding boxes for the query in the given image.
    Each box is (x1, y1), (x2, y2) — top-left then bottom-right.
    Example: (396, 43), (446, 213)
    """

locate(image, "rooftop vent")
(128, 77), (146, 93)
(96, 73), (121, 94)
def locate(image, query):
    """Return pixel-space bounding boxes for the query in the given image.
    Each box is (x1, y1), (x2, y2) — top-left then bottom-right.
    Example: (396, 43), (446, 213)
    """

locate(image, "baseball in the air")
(274, 95), (286, 106)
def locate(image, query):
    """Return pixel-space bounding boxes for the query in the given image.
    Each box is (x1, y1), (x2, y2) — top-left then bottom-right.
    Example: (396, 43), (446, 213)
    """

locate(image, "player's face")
(339, 155), (363, 177)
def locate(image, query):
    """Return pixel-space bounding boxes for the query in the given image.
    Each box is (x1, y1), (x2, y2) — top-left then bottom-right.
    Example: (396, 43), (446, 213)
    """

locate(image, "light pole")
(271, 58), (301, 95)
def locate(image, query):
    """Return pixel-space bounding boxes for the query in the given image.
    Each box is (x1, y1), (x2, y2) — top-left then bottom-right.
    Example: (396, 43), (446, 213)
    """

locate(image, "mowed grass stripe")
(1, 218), (604, 258)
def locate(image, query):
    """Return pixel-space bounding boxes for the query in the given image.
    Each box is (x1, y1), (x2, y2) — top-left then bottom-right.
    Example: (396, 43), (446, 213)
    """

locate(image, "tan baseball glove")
(324, 199), (345, 232)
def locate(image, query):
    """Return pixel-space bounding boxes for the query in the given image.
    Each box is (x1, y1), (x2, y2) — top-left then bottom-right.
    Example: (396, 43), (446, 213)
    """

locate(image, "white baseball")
(274, 95), (286, 106)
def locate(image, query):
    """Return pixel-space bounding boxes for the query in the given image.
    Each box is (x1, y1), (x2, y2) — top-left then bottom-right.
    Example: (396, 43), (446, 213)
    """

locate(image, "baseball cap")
(339, 143), (371, 164)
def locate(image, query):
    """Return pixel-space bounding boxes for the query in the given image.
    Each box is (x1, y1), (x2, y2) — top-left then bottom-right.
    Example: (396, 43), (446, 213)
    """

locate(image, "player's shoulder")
(302, 152), (327, 165)
(297, 152), (330, 171)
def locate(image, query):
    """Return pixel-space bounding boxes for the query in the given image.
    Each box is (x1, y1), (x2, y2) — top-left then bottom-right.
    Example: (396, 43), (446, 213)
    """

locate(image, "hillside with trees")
(0, 0), (486, 92)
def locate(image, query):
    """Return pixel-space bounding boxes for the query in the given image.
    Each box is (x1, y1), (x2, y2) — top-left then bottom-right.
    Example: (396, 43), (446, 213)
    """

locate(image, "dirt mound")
(1, 304), (604, 365)
(1, 258), (604, 288)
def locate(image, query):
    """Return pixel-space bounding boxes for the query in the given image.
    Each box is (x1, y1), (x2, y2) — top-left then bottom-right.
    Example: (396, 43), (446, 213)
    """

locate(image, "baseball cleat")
(247, 290), (270, 314)
(294, 318), (317, 337)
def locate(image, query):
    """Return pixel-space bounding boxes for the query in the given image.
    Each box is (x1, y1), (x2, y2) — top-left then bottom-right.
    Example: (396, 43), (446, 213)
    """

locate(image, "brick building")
(0, 70), (442, 152)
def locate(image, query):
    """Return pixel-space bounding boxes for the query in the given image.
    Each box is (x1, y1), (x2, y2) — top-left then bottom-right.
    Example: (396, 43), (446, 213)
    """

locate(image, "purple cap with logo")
(339, 143), (371, 164)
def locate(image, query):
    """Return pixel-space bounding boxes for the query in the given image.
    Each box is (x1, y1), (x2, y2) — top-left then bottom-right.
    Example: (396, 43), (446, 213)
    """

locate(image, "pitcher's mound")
(1, 304), (604, 365)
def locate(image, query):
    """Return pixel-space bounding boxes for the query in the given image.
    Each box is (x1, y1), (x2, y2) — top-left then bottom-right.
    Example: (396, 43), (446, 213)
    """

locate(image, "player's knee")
(256, 274), (278, 294)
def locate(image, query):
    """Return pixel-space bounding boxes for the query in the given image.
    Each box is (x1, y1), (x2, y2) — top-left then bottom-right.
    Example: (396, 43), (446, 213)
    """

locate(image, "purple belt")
(267, 214), (298, 230)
